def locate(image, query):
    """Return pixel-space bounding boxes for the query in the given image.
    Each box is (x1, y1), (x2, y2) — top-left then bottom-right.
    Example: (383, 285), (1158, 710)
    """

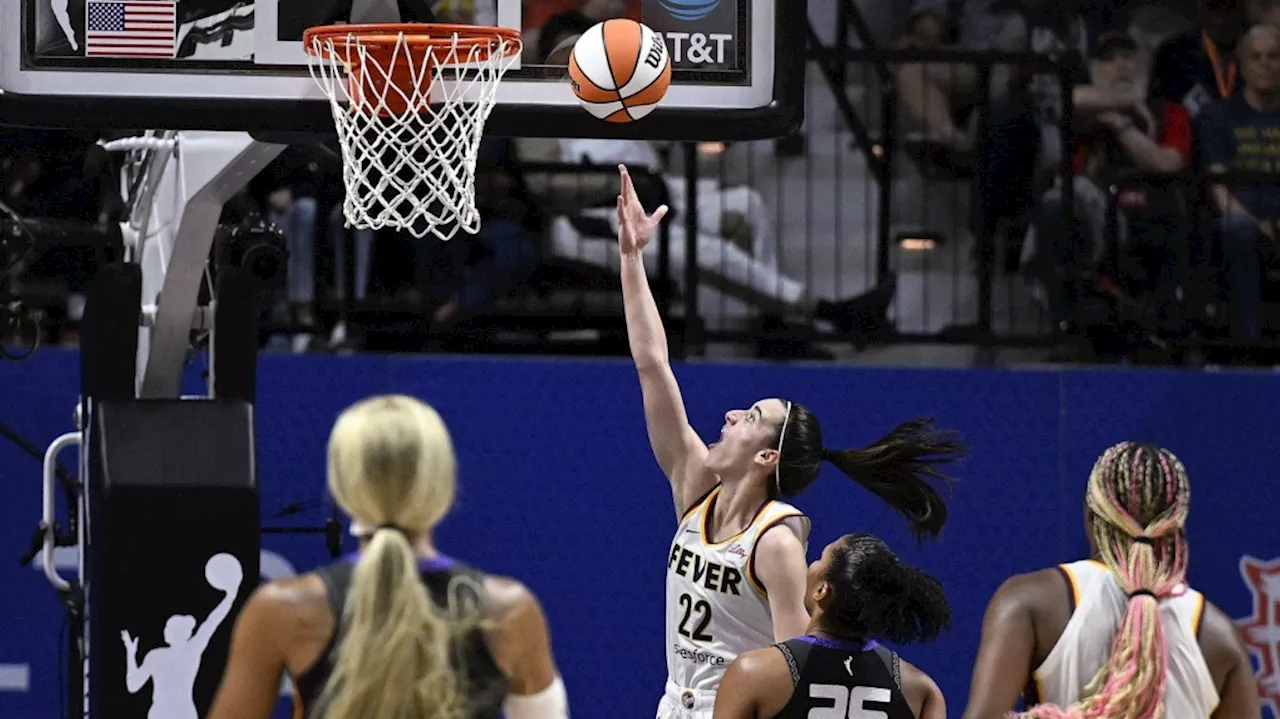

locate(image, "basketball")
(568, 19), (672, 123)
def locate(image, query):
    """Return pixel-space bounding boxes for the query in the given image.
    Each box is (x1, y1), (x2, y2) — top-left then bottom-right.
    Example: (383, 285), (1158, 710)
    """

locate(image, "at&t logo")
(659, 0), (720, 22)
(660, 32), (732, 65)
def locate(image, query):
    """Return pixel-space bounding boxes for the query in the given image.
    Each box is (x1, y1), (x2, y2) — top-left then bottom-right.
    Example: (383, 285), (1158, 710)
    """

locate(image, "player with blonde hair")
(963, 441), (1259, 719)
(208, 395), (567, 719)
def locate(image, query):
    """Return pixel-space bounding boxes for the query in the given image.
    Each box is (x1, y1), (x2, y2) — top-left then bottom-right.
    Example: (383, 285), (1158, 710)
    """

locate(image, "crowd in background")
(897, 0), (1280, 361)
(4, 0), (1280, 364)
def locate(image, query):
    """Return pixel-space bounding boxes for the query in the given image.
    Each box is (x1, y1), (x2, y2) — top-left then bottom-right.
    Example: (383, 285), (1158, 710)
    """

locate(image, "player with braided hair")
(713, 533), (950, 719)
(962, 441), (1259, 719)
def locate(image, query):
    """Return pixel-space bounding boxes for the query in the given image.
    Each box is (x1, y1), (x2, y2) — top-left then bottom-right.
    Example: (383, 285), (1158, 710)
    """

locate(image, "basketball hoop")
(303, 23), (521, 241)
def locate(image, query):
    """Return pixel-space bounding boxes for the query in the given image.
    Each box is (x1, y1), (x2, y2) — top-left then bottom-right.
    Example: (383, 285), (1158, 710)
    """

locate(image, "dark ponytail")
(822, 533), (952, 645)
(772, 406), (964, 541)
(823, 418), (964, 542)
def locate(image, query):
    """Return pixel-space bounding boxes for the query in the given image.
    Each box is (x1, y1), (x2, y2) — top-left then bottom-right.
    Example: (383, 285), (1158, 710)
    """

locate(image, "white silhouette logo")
(121, 553), (243, 719)
(50, 0), (78, 51)
(844, 656), (853, 676)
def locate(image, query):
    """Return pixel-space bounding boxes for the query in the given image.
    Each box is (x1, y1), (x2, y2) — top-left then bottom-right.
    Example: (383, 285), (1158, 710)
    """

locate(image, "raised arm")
(193, 586), (238, 654)
(616, 165), (713, 517)
(121, 632), (150, 695)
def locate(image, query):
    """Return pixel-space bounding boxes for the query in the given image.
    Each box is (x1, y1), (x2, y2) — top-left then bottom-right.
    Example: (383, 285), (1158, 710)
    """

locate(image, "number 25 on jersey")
(808, 684), (891, 719)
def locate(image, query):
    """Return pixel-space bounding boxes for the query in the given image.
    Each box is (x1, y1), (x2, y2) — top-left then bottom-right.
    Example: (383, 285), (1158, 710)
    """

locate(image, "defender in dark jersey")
(207, 395), (568, 719)
(713, 534), (950, 719)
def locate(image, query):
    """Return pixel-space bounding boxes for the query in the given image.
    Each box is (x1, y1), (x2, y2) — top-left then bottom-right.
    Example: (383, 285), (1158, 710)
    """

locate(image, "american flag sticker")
(84, 0), (177, 59)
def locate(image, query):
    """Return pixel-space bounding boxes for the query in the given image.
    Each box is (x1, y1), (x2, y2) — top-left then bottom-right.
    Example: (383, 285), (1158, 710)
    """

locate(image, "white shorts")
(655, 680), (716, 719)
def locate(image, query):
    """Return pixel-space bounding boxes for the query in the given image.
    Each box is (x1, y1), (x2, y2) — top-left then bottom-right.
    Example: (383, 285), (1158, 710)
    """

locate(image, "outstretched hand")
(616, 164), (668, 257)
(121, 630), (138, 654)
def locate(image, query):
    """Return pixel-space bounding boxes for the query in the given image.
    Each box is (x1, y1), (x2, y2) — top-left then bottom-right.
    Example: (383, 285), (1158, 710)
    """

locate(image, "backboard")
(1, 0), (804, 140)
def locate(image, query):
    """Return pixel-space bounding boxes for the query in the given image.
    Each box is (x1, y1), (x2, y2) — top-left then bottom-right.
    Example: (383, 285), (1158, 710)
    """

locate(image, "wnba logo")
(659, 0), (720, 22)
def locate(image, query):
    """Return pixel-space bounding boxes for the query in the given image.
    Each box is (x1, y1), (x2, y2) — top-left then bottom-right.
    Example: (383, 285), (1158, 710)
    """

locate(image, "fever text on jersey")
(668, 543), (744, 596)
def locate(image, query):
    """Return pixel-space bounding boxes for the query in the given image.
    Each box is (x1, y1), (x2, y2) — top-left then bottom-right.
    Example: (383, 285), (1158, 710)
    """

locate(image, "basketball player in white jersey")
(962, 441), (1260, 719)
(615, 165), (966, 719)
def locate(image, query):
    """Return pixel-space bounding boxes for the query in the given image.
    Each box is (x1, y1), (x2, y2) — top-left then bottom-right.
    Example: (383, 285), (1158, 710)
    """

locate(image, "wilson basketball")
(568, 19), (672, 123)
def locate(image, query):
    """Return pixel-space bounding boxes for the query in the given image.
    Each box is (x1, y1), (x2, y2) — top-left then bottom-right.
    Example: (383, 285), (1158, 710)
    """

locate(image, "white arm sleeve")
(503, 675), (569, 719)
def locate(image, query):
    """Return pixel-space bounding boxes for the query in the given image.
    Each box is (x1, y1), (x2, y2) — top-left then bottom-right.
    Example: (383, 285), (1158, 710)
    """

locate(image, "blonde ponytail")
(316, 395), (466, 719)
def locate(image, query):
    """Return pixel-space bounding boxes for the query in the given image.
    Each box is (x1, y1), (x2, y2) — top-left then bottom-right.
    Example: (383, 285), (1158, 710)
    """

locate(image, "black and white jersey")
(771, 635), (915, 719)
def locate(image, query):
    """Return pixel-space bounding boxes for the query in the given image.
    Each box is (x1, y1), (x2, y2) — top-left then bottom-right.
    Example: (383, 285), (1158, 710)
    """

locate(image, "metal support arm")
(102, 132), (285, 399)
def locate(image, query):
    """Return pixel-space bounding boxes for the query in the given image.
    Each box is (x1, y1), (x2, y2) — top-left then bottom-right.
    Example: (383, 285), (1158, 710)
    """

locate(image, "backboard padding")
(1, 0), (805, 140)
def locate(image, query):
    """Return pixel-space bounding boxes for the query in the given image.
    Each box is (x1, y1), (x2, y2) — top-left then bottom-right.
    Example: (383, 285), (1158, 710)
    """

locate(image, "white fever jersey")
(665, 486), (811, 692)
(1032, 559), (1219, 716)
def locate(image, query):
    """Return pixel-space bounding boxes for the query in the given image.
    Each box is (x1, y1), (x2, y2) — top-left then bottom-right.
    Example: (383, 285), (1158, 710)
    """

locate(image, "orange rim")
(303, 22), (522, 64)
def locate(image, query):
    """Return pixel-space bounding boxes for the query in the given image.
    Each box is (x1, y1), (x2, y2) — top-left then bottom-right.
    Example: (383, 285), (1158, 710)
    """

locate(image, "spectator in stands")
(895, 0), (1023, 151)
(1127, 3), (1196, 56)
(325, 205), (373, 350)
(0, 129), (100, 222)
(514, 21), (893, 341)
(524, 0), (637, 29)
(419, 137), (541, 330)
(522, 0), (639, 63)
(2, 129), (108, 343)
(255, 148), (322, 354)
(897, 1), (1129, 148)
(430, 0), (496, 25)
(1198, 23), (1280, 340)
(521, 130), (808, 317)
(557, 134), (783, 286)
(530, 9), (595, 67)
(1000, 1), (1138, 175)
(902, 1), (1135, 252)
(1021, 31), (1193, 331)
(1151, 0), (1249, 120)
(1249, 0), (1280, 27)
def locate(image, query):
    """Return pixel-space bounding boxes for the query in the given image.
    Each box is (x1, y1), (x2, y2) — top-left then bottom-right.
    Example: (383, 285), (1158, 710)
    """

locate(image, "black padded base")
(86, 400), (259, 719)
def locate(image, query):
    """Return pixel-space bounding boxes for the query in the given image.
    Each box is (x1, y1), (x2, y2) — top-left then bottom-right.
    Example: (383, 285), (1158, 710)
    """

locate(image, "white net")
(305, 27), (520, 241)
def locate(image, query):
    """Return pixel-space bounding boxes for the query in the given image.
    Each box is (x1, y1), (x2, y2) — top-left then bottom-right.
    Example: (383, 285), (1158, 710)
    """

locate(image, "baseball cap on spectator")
(1094, 31), (1139, 59)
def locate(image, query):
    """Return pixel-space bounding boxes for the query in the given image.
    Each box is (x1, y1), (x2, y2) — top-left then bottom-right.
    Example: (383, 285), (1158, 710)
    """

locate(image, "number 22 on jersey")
(808, 684), (891, 719)
(676, 592), (713, 642)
